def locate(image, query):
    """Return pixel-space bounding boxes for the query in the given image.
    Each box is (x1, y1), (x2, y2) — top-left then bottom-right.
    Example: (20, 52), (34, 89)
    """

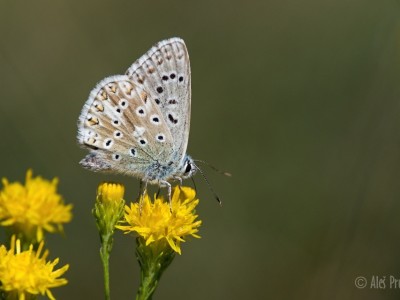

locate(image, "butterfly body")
(77, 38), (197, 189)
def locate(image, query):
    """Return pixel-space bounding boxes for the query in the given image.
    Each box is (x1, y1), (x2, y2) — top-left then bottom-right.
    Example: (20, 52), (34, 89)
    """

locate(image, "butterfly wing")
(126, 38), (191, 166)
(77, 75), (174, 178)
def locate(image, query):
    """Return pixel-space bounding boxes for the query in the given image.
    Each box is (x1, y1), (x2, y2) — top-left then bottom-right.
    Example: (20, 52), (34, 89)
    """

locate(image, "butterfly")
(77, 38), (197, 199)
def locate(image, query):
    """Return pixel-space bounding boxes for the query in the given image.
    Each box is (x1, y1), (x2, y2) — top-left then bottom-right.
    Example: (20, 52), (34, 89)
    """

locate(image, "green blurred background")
(1, 0), (400, 299)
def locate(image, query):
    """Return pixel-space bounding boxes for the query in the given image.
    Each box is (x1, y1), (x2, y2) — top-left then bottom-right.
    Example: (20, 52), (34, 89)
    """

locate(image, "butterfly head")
(178, 155), (197, 179)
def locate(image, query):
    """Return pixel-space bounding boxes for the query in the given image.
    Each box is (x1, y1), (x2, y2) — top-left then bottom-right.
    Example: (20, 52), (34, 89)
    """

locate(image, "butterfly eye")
(185, 163), (192, 173)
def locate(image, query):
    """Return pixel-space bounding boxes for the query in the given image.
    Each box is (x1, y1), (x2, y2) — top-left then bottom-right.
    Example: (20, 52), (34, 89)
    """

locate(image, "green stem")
(136, 260), (159, 300)
(100, 233), (112, 300)
(135, 239), (175, 300)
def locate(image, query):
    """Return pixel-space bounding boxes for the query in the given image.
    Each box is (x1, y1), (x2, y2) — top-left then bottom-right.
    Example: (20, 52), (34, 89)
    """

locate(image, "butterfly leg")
(160, 180), (172, 212)
(173, 176), (183, 192)
(174, 176), (183, 185)
(139, 180), (148, 213)
(155, 187), (161, 199)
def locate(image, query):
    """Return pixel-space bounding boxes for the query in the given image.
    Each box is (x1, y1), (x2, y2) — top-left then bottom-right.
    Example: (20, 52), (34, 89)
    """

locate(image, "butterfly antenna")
(190, 176), (198, 195)
(193, 163), (222, 206)
(193, 159), (232, 177)
(137, 180), (144, 201)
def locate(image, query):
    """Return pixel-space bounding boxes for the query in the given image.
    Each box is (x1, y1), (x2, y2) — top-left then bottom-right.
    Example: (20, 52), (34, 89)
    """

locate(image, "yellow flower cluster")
(117, 186), (201, 254)
(0, 236), (69, 300)
(0, 170), (72, 242)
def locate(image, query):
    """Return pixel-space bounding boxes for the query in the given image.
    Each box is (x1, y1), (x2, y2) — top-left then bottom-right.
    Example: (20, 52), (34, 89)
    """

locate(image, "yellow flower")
(97, 182), (125, 206)
(93, 182), (126, 300)
(93, 182), (125, 237)
(0, 235), (69, 300)
(117, 186), (201, 254)
(0, 170), (72, 242)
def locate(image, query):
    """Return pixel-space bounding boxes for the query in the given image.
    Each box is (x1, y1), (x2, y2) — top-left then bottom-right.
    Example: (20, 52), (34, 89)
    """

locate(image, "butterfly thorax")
(144, 154), (197, 184)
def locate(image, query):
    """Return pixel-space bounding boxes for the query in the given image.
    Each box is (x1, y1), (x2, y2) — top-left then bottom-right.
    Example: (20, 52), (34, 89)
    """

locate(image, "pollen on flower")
(117, 186), (201, 255)
(0, 235), (69, 300)
(0, 170), (73, 242)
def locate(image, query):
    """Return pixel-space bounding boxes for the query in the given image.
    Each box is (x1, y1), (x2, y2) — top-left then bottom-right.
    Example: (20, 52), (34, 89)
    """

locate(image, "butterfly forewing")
(126, 38), (191, 165)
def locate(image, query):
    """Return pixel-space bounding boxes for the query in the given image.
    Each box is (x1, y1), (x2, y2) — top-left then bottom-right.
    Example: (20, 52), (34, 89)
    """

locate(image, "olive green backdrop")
(1, 0), (400, 299)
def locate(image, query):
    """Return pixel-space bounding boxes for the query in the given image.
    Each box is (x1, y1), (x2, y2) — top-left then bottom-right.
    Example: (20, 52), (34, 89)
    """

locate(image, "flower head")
(97, 182), (125, 206)
(93, 182), (125, 238)
(117, 186), (201, 254)
(0, 235), (69, 300)
(0, 170), (73, 243)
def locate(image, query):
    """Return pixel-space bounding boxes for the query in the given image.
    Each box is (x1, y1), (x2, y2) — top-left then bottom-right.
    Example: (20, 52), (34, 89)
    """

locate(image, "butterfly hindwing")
(77, 75), (174, 177)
